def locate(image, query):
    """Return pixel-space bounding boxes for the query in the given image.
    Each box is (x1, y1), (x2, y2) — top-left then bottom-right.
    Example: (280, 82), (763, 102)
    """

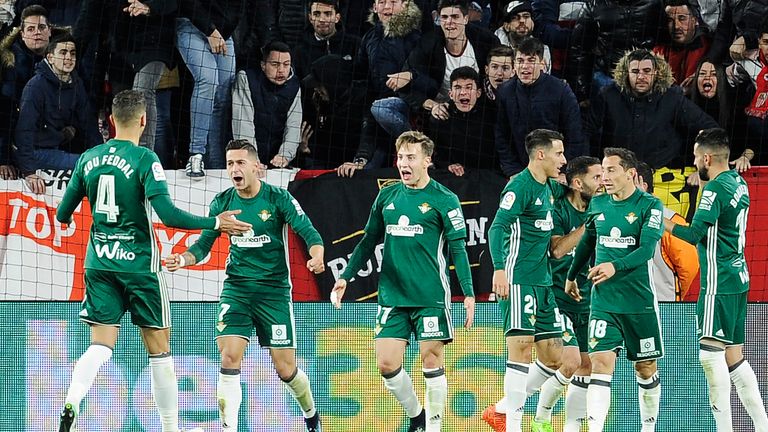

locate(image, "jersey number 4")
(96, 175), (120, 222)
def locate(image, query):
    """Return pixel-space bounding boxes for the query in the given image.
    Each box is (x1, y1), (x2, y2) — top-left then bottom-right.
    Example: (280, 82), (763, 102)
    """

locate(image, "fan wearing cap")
(495, 0), (551, 73)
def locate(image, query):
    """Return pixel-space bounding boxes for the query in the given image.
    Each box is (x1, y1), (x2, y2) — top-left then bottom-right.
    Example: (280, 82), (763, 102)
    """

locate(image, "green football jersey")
(189, 183), (323, 293)
(489, 169), (562, 286)
(62, 139), (170, 273)
(692, 170), (750, 295)
(585, 189), (664, 314)
(550, 195), (591, 313)
(341, 179), (468, 308)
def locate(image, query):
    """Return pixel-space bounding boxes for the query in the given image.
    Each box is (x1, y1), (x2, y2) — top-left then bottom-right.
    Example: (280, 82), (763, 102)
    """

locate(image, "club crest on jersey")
(528, 314), (537, 325)
(418, 202), (431, 213)
(216, 321), (227, 332)
(563, 332), (573, 343)
(259, 210), (271, 222)
(625, 212), (638, 224)
(589, 338), (599, 349)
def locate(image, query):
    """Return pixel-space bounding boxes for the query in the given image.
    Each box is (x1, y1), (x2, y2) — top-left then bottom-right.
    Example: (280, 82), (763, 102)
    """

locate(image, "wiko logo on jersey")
(386, 215), (424, 237)
(447, 208), (465, 231)
(699, 190), (717, 211)
(271, 324), (291, 345)
(599, 227), (636, 248)
(94, 242), (136, 260)
(534, 211), (554, 231)
(648, 209), (662, 229)
(421, 316), (444, 338)
(500, 192), (516, 210)
(231, 229), (271, 247)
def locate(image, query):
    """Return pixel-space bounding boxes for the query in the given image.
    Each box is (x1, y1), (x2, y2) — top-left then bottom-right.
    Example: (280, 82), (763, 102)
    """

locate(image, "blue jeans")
(154, 89), (174, 167)
(370, 97), (411, 139)
(176, 18), (235, 169)
(33, 149), (79, 170)
(133, 61), (165, 151)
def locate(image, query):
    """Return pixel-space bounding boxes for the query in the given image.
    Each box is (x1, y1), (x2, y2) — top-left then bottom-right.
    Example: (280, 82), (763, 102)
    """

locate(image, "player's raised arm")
(56, 156), (86, 224)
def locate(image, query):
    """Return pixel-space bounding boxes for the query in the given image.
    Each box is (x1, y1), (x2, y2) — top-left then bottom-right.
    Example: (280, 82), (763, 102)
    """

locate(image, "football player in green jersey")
(529, 156), (602, 432)
(166, 139), (326, 431)
(331, 131), (475, 432)
(486, 129), (567, 432)
(565, 147), (664, 432)
(55, 90), (252, 432)
(665, 128), (768, 432)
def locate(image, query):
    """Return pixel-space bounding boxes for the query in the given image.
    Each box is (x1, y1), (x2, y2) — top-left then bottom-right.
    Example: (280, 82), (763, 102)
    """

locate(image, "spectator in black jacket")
(292, 0), (360, 81)
(429, 66), (498, 175)
(586, 49), (718, 170)
(336, 0), (422, 177)
(495, 37), (584, 177)
(15, 33), (101, 194)
(74, 0), (177, 152)
(177, 0), (243, 177)
(566, 0), (665, 102)
(0, 5), (51, 180)
(483, 44), (514, 102)
(370, 0), (499, 143)
(269, 0), (306, 48)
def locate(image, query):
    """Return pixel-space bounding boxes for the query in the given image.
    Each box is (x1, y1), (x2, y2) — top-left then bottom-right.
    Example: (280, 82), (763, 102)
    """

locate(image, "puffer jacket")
(270, 0), (307, 48)
(566, 0), (665, 101)
(14, 60), (100, 175)
(355, 0), (422, 99)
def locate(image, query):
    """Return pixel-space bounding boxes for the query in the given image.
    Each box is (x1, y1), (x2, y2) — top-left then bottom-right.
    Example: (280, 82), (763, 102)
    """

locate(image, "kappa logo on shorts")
(421, 316), (444, 338)
(639, 337), (656, 353)
(271, 324), (291, 345)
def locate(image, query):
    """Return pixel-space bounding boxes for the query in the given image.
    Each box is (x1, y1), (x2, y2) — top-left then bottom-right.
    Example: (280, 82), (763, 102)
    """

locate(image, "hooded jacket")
(429, 95), (499, 171)
(586, 52), (718, 168)
(495, 72), (586, 177)
(403, 23), (500, 110)
(566, 0), (665, 101)
(14, 60), (100, 175)
(292, 28), (361, 81)
(355, 1), (422, 100)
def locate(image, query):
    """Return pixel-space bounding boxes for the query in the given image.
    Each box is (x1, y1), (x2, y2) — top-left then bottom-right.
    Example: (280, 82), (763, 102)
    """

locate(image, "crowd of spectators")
(0, 0), (767, 191)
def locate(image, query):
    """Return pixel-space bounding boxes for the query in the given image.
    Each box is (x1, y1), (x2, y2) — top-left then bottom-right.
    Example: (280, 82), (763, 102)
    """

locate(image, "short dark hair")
(635, 161), (655, 193)
(487, 45), (515, 64)
(695, 127), (730, 157)
(525, 129), (563, 156)
(310, 0), (340, 13)
(450, 66), (480, 87)
(665, 0), (694, 11)
(262, 41), (292, 60)
(603, 147), (639, 171)
(21, 5), (49, 22)
(516, 37), (545, 59)
(626, 49), (658, 68)
(112, 90), (146, 125)
(437, 0), (469, 16)
(45, 32), (75, 56)
(565, 156), (601, 186)
(225, 139), (261, 160)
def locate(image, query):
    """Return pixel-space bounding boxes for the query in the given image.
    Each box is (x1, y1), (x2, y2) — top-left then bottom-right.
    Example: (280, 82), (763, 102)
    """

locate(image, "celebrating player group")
(55, 89), (765, 432)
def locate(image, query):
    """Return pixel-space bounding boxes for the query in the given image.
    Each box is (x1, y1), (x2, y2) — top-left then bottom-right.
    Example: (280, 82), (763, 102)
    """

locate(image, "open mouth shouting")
(399, 167), (413, 182)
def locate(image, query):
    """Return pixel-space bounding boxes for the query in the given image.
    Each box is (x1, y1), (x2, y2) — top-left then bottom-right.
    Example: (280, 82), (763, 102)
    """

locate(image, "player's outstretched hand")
(565, 279), (581, 301)
(588, 262), (616, 285)
(492, 269), (509, 300)
(216, 209), (252, 235)
(331, 279), (347, 309)
(463, 296), (475, 330)
(165, 253), (184, 272)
